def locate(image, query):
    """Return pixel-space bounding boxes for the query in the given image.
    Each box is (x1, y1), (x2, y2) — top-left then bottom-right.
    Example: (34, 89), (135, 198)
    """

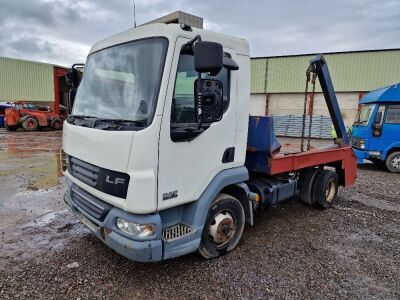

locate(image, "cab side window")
(385, 105), (400, 124)
(171, 53), (230, 124)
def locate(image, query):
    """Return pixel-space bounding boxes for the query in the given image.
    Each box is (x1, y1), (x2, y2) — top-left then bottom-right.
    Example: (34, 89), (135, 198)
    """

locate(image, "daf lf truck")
(62, 23), (357, 262)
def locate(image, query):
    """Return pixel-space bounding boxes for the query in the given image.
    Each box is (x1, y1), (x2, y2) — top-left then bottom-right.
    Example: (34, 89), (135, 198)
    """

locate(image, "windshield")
(354, 104), (376, 126)
(72, 38), (168, 125)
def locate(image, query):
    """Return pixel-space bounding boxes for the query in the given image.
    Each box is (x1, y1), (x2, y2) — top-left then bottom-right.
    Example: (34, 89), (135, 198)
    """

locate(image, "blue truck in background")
(351, 83), (400, 173)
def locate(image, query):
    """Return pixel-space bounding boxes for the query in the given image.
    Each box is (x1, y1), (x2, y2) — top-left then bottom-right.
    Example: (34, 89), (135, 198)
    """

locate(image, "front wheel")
(198, 193), (245, 259)
(5, 123), (18, 131)
(22, 117), (38, 131)
(386, 152), (400, 173)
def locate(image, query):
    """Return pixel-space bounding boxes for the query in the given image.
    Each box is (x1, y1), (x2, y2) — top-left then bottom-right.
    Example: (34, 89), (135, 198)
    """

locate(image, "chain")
(301, 69), (311, 152)
(307, 73), (317, 150)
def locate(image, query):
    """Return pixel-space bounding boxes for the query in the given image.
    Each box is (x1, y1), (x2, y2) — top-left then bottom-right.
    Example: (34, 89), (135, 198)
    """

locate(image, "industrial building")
(0, 56), (69, 116)
(250, 49), (400, 130)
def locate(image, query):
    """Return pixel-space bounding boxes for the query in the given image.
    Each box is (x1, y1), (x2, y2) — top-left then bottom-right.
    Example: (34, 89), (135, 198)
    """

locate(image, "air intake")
(163, 224), (194, 241)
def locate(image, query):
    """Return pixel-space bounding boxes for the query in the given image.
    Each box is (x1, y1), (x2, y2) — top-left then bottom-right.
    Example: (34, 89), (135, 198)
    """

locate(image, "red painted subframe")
(269, 145), (357, 186)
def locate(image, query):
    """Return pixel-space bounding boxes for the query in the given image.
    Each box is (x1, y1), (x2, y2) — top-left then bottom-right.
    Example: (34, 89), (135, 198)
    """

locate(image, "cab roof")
(360, 83), (400, 104)
(89, 23), (249, 56)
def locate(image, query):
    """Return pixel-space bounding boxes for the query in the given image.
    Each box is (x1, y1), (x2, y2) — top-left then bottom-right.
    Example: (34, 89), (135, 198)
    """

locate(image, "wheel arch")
(383, 145), (400, 160)
(220, 183), (254, 226)
(179, 167), (249, 229)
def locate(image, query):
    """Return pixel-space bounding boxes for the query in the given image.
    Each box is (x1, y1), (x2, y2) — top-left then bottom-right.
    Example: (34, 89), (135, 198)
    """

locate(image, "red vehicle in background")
(5, 101), (63, 131)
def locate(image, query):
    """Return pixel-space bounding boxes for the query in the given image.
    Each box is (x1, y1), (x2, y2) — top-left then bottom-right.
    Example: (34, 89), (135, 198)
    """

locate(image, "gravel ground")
(0, 128), (399, 299)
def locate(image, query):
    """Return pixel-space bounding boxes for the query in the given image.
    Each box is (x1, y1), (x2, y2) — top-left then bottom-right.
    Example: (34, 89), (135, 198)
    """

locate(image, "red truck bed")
(269, 145), (357, 186)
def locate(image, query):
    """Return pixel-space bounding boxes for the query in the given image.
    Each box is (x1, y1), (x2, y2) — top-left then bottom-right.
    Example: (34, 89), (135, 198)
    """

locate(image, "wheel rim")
(209, 210), (235, 246)
(27, 120), (35, 129)
(325, 178), (337, 203)
(53, 121), (60, 129)
(391, 156), (400, 170)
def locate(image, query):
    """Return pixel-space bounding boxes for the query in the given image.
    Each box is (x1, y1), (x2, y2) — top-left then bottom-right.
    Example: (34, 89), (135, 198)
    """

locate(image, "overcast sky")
(1, 0), (399, 66)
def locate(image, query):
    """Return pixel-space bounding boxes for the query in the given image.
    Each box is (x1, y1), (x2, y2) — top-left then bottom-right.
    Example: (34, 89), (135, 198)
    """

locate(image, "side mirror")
(372, 111), (383, 136)
(66, 64), (84, 113)
(374, 111), (383, 124)
(194, 41), (223, 75)
(195, 79), (224, 123)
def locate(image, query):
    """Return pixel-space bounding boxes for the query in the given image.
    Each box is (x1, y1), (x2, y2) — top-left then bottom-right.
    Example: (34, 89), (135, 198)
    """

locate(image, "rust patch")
(100, 227), (113, 240)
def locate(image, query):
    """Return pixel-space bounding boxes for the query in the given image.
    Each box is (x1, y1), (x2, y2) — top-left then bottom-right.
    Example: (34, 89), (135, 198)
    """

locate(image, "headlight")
(116, 218), (154, 238)
(359, 140), (365, 149)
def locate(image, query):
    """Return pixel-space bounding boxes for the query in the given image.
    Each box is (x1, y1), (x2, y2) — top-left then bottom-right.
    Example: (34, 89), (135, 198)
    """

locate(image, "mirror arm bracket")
(186, 35), (202, 49)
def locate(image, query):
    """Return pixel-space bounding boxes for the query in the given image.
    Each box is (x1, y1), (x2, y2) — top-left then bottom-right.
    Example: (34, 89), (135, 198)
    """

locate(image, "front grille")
(351, 136), (363, 149)
(163, 224), (194, 241)
(70, 184), (112, 222)
(69, 157), (99, 187)
(67, 156), (130, 199)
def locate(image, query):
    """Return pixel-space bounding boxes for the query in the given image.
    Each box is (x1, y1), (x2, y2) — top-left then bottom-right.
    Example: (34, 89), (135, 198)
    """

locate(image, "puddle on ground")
(0, 128), (65, 231)
(0, 128), (63, 190)
(0, 208), (90, 267)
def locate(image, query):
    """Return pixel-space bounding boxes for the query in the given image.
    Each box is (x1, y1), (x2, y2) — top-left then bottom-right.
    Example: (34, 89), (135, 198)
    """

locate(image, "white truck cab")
(63, 23), (252, 261)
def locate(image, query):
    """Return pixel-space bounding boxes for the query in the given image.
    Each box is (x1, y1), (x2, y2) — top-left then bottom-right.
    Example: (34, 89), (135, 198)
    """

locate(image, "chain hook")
(301, 69), (311, 152)
(306, 72), (318, 150)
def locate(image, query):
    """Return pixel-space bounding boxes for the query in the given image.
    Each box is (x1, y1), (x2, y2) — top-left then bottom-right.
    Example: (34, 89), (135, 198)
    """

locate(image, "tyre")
(198, 193), (245, 259)
(312, 170), (339, 209)
(51, 118), (62, 130)
(22, 117), (38, 131)
(370, 158), (385, 169)
(386, 152), (400, 173)
(298, 168), (322, 205)
(5, 123), (18, 131)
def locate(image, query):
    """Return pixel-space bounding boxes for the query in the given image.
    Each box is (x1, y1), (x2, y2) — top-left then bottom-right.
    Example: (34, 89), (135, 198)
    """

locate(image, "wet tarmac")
(0, 128), (399, 299)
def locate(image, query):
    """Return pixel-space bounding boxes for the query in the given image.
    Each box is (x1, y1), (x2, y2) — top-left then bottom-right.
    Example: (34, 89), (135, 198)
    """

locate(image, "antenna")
(132, 0), (137, 28)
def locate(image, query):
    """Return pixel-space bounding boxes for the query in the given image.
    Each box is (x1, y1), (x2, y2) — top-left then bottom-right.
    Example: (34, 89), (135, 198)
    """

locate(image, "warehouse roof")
(251, 48), (400, 94)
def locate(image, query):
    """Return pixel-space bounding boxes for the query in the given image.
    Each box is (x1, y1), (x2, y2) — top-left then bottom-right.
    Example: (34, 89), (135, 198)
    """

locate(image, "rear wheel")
(386, 152), (400, 173)
(298, 168), (322, 205)
(312, 170), (339, 209)
(22, 117), (38, 131)
(198, 193), (245, 259)
(51, 118), (62, 130)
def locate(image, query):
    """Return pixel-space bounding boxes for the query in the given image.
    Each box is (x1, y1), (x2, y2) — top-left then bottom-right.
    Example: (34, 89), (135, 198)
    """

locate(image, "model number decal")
(106, 175), (126, 185)
(163, 190), (178, 200)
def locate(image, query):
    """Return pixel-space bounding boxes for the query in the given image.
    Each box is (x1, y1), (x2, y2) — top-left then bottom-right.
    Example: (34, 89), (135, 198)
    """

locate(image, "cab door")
(157, 37), (238, 211)
(369, 105), (400, 152)
(381, 105), (400, 151)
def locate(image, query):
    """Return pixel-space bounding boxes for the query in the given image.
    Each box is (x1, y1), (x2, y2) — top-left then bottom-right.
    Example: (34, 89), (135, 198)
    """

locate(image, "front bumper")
(353, 148), (382, 164)
(353, 148), (368, 164)
(64, 190), (163, 263)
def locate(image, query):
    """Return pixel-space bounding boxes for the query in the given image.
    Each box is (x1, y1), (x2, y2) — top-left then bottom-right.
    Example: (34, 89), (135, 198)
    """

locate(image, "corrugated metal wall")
(273, 115), (333, 139)
(251, 50), (400, 94)
(0, 57), (55, 102)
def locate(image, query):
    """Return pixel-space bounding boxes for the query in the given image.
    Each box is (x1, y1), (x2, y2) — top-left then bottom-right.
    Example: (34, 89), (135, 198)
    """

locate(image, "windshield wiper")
(67, 115), (97, 125)
(93, 118), (148, 130)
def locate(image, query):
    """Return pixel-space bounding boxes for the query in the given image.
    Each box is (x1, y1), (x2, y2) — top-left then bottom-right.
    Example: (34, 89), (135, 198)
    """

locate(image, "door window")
(171, 53), (230, 124)
(385, 105), (400, 124)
